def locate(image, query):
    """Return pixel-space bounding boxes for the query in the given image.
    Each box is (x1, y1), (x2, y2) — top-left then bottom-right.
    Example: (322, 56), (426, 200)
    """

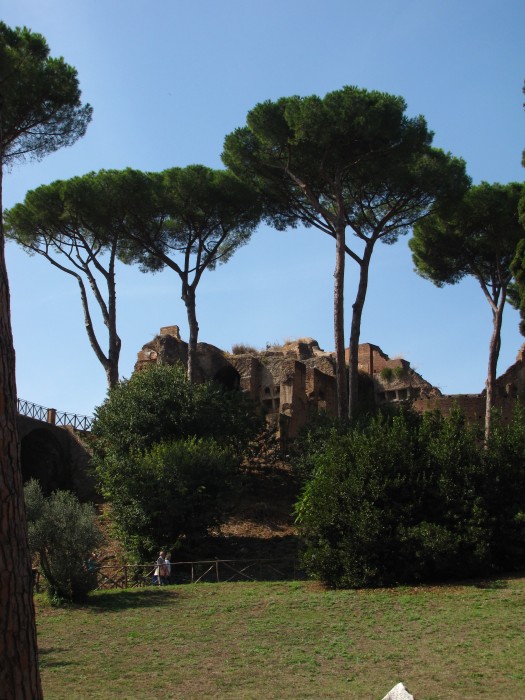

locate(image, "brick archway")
(213, 365), (241, 390)
(20, 428), (70, 495)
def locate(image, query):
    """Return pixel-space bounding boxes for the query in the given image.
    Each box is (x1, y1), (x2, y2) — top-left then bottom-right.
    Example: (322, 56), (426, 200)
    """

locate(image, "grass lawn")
(35, 576), (525, 699)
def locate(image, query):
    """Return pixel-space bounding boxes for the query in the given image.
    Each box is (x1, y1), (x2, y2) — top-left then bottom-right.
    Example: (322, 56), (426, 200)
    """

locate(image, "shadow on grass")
(39, 647), (76, 669)
(474, 578), (509, 590)
(407, 570), (525, 592)
(87, 587), (181, 612)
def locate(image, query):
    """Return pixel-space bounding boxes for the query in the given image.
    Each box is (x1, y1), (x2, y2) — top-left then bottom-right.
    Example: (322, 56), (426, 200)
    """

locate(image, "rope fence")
(93, 559), (305, 589)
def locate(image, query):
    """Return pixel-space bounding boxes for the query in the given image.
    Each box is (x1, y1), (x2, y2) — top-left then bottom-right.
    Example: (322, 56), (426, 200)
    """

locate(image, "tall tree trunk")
(183, 286), (199, 383)
(334, 224), (348, 418)
(106, 265), (121, 389)
(105, 354), (120, 389)
(485, 295), (505, 442)
(348, 242), (374, 420)
(0, 128), (43, 698)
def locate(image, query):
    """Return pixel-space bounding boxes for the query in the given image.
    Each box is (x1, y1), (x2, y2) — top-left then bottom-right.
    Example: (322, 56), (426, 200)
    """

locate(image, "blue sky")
(3, 0), (524, 417)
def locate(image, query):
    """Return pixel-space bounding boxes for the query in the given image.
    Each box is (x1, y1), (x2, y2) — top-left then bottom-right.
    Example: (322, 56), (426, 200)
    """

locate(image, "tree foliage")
(4, 170), (136, 387)
(223, 86), (469, 418)
(511, 236), (525, 336)
(295, 407), (525, 588)
(96, 438), (239, 558)
(92, 364), (263, 558)
(410, 182), (525, 439)
(24, 480), (103, 602)
(92, 363), (262, 457)
(117, 165), (262, 381)
(0, 21), (92, 165)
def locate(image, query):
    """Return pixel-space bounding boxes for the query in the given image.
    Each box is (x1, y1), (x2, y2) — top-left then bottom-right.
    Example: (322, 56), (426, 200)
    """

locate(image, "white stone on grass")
(381, 682), (415, 700)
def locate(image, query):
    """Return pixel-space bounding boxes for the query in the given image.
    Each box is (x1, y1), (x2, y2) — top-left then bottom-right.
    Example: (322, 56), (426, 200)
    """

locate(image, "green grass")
(36, 576), (525, 699)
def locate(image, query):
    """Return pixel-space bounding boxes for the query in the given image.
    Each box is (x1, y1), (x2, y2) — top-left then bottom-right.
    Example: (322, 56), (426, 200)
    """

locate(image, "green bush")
(24, 480), (103, 602)
(393, 365), (405, 380)
(379, 367), (394, 382)
(292, 410), (350, 482)
(295, 407), (525, 587)
(92, 363), (262, 457)
(97, 437), (239, 559)
(482, 405), (525, 569)
(92, 364), (263, 559)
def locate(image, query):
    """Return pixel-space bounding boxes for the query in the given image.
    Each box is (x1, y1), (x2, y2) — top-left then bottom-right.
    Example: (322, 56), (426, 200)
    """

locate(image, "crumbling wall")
(17, 416), (95, 500)
(134, 327), (524, 440)
(413, 394), (518, 425)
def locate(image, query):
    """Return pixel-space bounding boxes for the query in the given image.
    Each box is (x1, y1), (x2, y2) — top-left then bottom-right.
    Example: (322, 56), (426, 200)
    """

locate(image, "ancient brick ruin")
(413, 344), (525, 424)
(135, 325), (524, 440)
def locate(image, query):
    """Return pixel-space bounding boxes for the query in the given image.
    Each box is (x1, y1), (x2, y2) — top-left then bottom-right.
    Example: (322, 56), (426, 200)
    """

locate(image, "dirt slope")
(97, 458), (301, 565)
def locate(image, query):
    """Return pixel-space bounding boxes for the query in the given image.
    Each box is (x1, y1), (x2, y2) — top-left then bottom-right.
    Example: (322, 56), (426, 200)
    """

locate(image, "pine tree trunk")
(0, 154), (43, 698)
(334, 224), (348, 418)
(183, 287), (199, 383)
(348, 243), (373, 420)
(106, 251), (121, 389)
(485, 297), (505, 442)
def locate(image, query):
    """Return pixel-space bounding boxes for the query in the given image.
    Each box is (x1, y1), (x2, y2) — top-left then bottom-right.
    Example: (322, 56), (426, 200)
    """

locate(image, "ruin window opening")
(213, 366), (241, 391)
(20, 429), (68, 495)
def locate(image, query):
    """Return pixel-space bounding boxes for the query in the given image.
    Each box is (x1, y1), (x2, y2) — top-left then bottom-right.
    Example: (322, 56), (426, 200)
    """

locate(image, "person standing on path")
(163, 553), (172, 585)
(153, 551), (165, 585)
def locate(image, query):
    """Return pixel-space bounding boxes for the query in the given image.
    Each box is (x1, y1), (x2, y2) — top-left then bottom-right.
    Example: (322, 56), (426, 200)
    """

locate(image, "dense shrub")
(97, 437), (239, 559)
(92, 364), (263, 558)
(295, 407), (525, 587)
(482, 405), (525, 570)
(24, 480), (103, 602)
(92, 363), (262, 456)
(292, 410), (350, 482)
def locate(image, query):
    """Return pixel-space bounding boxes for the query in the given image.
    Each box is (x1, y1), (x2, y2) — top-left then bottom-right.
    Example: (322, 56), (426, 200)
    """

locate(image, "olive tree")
(24, 480), (103, 603)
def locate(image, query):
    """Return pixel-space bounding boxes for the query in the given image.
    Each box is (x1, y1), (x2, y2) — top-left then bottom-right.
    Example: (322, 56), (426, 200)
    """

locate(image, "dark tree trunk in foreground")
(0, 154), (43, 699)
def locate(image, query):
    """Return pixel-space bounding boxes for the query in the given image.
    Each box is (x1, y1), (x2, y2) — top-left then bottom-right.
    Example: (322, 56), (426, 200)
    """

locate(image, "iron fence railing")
(93, 559), (305, 590)
(16, 398), (48, 422)
(17, 398), (94, 432)
(54, 409), (94, 432)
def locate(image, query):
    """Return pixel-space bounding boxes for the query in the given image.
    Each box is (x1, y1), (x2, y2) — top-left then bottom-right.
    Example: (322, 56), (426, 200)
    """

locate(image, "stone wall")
(17, 415), (95, 500)
(134, 327), (524, 440)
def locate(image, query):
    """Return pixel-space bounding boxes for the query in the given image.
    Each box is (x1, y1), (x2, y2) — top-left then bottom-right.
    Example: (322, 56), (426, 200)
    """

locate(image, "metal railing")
(16, 398), (48, 422)
(17, 398), (94, 432)
(93, 559), (305, 590)
(54, 409), (93, 432)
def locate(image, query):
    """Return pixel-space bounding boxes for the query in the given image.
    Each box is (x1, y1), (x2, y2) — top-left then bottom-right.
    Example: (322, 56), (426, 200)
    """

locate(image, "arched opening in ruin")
(213, 365), (241, 391)
(20, 428), (69, 495)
